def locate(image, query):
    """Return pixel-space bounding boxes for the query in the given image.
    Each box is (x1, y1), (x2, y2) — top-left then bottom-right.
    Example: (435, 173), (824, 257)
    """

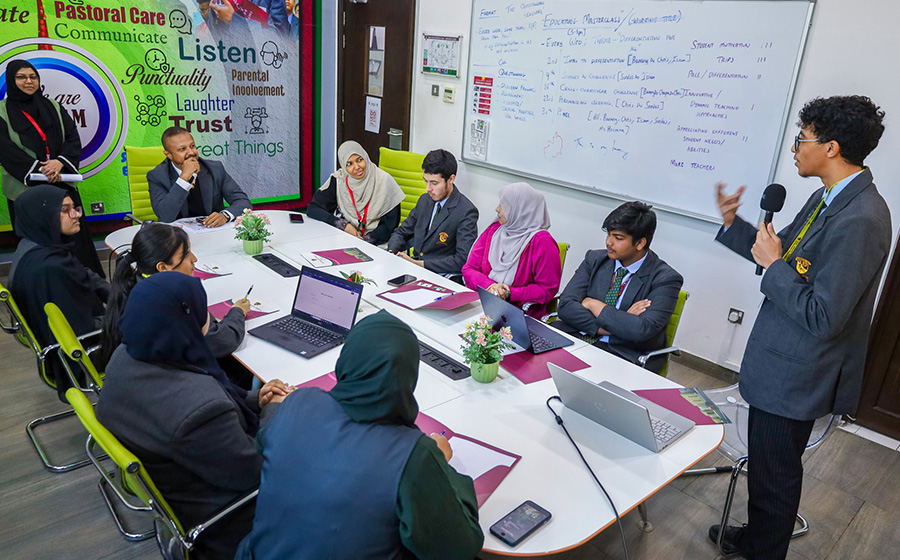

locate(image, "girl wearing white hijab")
(463, 182), (561, 319)
(307, 141), (405, 245)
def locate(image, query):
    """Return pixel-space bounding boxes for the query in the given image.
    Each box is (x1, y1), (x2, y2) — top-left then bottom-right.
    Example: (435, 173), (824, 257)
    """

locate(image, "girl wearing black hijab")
(95, 222), (250, 376)
(96, 272), (289, 560)
(8, 184), (109, 401)
(1, 59), (103, 276)
(236, 311), (484, 560)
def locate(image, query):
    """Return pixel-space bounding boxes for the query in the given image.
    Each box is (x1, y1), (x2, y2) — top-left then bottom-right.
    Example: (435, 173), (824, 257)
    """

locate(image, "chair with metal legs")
(66, 388), (258, 555)
(680, 384), (839, 558)
(1, 281), (98, 472)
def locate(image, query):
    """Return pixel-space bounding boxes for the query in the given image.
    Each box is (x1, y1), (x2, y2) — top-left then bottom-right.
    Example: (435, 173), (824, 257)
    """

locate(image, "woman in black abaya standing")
(0, 59), (104, 276)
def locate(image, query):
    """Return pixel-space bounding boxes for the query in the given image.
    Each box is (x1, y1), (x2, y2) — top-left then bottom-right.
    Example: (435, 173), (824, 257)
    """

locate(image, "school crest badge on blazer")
(438, 232), (449, 245)
(794, 256), (811, 275)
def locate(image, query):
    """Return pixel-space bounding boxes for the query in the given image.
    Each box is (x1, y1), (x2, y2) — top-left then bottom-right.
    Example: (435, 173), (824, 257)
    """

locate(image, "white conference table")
(106, 211), (723, 556)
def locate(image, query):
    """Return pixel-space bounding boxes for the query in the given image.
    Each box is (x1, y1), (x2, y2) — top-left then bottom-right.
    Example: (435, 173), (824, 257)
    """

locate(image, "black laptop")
(478, 287), (573, 354)
(249, 266), (363, 358)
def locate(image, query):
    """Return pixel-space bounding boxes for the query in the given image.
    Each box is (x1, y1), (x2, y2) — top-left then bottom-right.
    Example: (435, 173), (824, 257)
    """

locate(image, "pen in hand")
(242, 285), (254, 301)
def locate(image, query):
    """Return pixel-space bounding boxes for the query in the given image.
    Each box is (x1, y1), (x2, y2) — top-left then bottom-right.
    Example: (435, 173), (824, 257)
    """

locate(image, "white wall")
(410, 0), (900, 370)
(319, 2), (339, 184)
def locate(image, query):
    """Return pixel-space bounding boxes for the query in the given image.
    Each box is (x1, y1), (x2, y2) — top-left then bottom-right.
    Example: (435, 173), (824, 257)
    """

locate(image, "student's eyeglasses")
(60, 205), (83, 219)
(15, 74), (39, 82)
(793, 133), (820, 151)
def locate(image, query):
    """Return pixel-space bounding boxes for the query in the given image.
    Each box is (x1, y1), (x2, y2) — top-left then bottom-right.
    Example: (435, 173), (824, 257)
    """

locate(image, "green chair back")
(44, 302), (104, 391)
(659, 290), (689, 378)
(557, 242), (569, 272)
(65, 388), (185, 535)
(542, 242), (569, 323)
(125, 145), (163, 223)
(0, 281), (55, 388)
(378, 147), (426, 222)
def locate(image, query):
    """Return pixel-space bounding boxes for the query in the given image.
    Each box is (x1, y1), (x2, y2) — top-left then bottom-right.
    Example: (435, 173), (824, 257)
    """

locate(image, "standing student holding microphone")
(711, 95), (890, 560)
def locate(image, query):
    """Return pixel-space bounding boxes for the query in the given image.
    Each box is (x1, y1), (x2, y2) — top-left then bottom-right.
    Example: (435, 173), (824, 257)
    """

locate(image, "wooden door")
(859, 235), (900, 439)
(338, 0), (415, 164)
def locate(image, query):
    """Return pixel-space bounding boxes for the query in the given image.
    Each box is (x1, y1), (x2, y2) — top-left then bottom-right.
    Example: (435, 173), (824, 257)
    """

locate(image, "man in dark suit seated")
(147, 126), (252, 227)
(555, 201), (683, 374)
(388, 149), (478, 278)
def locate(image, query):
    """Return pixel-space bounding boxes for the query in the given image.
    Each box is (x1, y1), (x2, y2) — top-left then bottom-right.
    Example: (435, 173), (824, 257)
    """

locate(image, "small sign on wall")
(422, 34), (462, 77)
(365, 96), (382, 133)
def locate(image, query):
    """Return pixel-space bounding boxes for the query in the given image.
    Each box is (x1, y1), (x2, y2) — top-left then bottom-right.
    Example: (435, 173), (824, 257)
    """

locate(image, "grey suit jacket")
(387, 187), (479, 275)
(147, 158), (252, 222)
(717, 168), (891, 420)
(557, 249), (683, 373)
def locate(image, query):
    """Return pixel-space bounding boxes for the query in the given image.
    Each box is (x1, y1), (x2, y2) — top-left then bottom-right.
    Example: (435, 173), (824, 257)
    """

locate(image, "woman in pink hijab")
(463, 182), (561, 319)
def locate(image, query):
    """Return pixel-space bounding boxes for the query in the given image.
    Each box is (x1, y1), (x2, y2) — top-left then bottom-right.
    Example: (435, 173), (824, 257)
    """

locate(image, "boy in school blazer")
(556, 201), (683, 374)
(388, 149), (478, 276)
(712, 95), (890, 560)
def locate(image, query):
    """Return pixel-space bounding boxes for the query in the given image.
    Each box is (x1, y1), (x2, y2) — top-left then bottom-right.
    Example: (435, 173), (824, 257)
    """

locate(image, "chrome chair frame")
(680, 386), (839, 558)
(85, 434), (155, 541)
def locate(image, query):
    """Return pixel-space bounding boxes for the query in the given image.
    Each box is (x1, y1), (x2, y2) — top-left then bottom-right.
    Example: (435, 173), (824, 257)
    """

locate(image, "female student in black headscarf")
(236, 311), (484, 560)
(96, 272), (289, 560)
(8, 185), (109, 400)
(96, 223), (250, 376)
(0, 59), (103, 276)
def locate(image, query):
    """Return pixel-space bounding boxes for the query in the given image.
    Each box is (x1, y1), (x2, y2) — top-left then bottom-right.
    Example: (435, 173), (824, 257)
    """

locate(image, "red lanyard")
(20, 110), (51, 161)
(345, 177), (369, 234)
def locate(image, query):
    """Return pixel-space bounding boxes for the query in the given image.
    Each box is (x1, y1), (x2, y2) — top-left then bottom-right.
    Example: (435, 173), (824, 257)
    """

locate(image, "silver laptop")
(548, 363), (695, 452)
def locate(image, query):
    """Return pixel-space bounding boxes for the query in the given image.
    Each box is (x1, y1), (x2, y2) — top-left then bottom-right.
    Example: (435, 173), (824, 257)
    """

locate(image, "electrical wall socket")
(727, 308), (744, 324)
(90, 201), (104, 214)
(431, 84), (440, 96)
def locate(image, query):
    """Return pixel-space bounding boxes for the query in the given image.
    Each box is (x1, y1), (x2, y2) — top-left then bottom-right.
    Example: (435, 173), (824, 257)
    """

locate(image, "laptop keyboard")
(529, 331), (556, 353)
(650, 417), (682, 444)
(273, 316), (340, 347)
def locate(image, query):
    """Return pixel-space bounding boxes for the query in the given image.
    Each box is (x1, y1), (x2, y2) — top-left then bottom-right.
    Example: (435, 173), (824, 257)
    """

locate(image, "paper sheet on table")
(193, 260), (232, 280)
(170, 217), (235, 234)
(208, 299), (279, 321)
(449, 436), (518, 481)
(299, 252), (333, 268)
(380, 288), (448, 310)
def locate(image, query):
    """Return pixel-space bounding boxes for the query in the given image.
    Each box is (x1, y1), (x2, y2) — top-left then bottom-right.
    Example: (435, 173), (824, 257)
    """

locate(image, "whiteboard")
(462, 0), (815, 221)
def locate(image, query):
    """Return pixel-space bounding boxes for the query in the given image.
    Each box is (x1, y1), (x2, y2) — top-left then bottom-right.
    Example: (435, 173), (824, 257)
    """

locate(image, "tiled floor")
(840, 422), (900, 451)
(2, 299), (899, 559)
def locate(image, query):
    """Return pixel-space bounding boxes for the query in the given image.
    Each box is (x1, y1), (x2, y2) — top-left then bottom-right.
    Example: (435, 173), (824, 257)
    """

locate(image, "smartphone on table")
(289, 213), (305, 223)
(490, 500), (552, 547)
(388, 274), (416, 287)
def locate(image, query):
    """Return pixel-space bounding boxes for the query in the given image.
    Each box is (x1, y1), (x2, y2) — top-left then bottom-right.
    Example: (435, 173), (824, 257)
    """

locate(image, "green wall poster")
(0, 0), (301, 230)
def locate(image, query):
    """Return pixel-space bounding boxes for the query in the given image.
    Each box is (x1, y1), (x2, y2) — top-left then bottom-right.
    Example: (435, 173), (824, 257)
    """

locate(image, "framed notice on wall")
(422, 34), (462, 77)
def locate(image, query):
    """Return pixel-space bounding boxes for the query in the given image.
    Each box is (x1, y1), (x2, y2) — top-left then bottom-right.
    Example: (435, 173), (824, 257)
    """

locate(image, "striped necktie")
(604, 267), (628, 306)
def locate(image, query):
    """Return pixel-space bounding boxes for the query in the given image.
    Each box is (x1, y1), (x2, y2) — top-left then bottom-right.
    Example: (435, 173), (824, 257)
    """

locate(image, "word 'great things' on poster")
(0, 0), (302, 229)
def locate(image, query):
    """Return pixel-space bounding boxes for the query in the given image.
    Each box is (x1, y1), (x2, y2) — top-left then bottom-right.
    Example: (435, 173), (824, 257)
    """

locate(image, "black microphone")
(756, 183), (786, 275)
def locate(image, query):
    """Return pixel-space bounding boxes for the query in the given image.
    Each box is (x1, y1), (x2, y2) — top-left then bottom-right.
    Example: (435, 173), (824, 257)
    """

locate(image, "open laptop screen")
(293, 268), (361, 331)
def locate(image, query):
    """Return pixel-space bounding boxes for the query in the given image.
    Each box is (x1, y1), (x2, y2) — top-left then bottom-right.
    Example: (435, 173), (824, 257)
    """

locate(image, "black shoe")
(708, 524), (748, 557)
